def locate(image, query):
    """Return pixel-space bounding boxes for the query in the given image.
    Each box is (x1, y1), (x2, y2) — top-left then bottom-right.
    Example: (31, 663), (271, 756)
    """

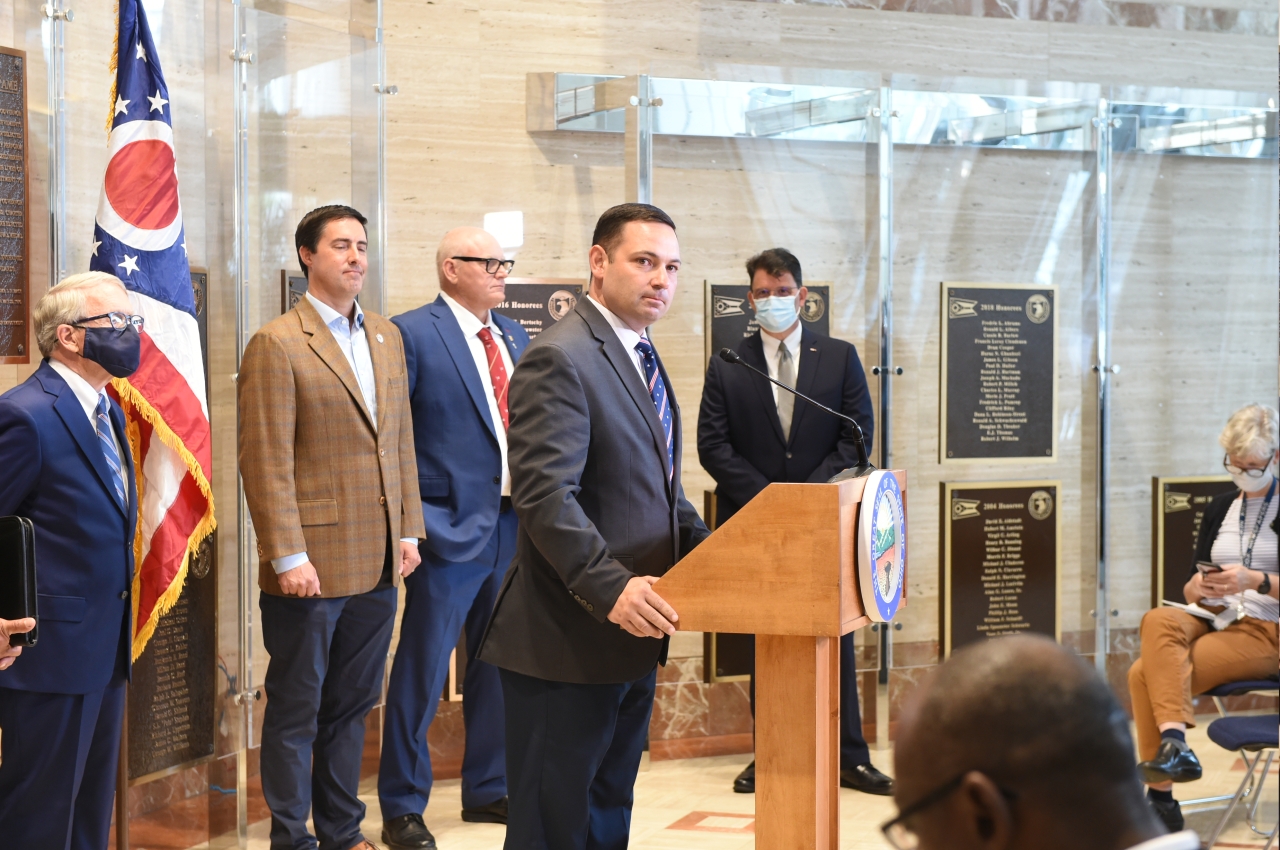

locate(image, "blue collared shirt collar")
(306, 290), (364, 335)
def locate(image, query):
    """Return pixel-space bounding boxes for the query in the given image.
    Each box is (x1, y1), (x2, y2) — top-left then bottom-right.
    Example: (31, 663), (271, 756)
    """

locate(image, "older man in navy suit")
(379, 227), (530, 849)
(0, 272), (141, 850)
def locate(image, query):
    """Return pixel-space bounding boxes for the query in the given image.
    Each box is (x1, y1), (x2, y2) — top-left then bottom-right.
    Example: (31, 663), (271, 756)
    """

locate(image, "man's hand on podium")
(608, 575), (679, 638)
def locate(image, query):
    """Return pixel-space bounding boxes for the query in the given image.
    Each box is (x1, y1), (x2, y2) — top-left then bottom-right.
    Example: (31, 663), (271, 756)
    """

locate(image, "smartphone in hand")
(1196, 560), (1223, 575)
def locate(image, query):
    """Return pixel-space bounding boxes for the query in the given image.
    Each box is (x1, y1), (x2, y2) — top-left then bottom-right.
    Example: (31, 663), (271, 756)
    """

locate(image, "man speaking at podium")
(478, 203), (710, 849)
(697, 247), (892, 797)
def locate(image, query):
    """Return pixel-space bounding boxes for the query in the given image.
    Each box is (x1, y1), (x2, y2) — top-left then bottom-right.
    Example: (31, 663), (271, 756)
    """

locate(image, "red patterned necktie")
(477, 327), (510, 430)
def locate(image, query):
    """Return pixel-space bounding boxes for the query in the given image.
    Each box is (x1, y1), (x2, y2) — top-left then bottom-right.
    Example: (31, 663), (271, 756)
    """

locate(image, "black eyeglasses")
(71, 311), (145, 332)
(452, 256), (515, 275)
(1223, 454), (1272, 478)
(880, 773), (1017, 850)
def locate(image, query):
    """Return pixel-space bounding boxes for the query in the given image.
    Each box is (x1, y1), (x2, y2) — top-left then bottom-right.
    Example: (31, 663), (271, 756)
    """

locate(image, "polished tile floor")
(199, 720), (1277, 850)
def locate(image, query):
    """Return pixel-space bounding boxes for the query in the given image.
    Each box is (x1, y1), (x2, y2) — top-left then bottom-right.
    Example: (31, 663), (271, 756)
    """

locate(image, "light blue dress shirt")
(270, 291), (415, 576)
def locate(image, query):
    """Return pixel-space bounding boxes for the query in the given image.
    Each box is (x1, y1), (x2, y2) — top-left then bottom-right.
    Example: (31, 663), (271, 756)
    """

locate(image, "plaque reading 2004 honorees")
(942, 481), (1060, 655)
(940, 283), (1056, 462)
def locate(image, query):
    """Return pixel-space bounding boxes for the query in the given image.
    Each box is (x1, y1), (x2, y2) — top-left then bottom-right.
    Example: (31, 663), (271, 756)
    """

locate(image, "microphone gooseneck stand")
(718, 347), (875, 481)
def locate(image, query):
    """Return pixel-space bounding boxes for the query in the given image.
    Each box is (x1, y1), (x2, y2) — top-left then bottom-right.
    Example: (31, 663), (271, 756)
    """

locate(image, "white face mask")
(1231, 467), (1275, 493)
(753, 295), (800, 334)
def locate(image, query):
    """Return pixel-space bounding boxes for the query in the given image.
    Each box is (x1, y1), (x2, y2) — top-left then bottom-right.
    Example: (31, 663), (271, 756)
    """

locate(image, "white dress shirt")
(272, 291), (413, 575)
(440, 292), (515, 497)
(306, 291), (378, 426)
(49, 358), (128, 508)
(1126, 831), (1202, 850)
(1207, 491), (1279, 623)
(759, 322), (803, 406)
(588, 295), (648, 380)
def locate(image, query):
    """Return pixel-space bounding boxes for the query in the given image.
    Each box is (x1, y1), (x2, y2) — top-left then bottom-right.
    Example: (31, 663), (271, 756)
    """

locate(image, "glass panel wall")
(886, 77), (1101, 721)
(1105, 85), (1278, 689)
(238, 0), (380, 771)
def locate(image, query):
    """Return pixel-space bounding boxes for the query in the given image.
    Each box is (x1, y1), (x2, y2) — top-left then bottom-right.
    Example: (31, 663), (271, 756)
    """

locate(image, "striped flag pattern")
(90, 0), (215, 659)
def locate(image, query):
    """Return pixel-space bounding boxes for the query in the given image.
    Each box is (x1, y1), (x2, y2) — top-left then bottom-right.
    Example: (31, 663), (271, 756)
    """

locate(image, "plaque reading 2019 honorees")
(942, 481), (1060, 655)
(940, 283), (1056, 462)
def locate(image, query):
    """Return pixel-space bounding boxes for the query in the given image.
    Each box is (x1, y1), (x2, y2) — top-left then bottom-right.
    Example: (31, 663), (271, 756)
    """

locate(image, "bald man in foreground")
(379, 228), (530, 849)
(888, 635), (1198, 850)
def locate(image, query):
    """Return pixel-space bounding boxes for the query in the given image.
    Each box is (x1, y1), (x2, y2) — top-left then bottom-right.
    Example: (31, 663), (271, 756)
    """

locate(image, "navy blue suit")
(381, 297), (529, 818)
(697, 328), (876, 769)
(0, 361), (137, 850)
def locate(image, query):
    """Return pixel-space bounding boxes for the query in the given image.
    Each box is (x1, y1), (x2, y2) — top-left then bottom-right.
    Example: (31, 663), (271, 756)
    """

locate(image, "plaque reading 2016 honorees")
(942, 481), (1060, 655)
(940, 283), (1056, 463)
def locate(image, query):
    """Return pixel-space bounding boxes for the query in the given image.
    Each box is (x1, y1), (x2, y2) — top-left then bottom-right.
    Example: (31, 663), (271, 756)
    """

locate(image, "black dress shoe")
(1149, 796), (1184, 833)
(461, 796), (508, 824)
(733, 760), (756, 794)
(840, 763), (895, 796)
(1138, 739), (1203, 784)
(381, 813), (436, 850)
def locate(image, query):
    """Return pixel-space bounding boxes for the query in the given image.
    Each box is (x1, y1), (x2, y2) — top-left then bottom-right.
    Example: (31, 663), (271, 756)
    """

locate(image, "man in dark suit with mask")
(0, 272), (141, 848)
(479, 203), (710, 849)
(697, 247), (892, 797)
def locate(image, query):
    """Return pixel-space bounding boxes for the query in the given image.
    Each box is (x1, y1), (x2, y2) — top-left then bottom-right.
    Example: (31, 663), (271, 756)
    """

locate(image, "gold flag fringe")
(107, 0), (120, 134)
(112, 377), (217, 661)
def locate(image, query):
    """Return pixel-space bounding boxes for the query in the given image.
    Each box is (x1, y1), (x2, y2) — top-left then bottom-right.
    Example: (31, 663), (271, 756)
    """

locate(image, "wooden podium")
(655, 472), (906, 849)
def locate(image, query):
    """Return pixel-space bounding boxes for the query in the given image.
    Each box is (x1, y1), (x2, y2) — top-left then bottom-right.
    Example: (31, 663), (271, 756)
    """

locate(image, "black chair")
(1202, 713), (1278, 850)
(1179, 677), (1279, 813)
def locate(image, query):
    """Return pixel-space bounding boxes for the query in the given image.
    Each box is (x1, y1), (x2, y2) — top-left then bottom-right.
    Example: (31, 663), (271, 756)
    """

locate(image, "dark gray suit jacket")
(478, 296), (710, 684)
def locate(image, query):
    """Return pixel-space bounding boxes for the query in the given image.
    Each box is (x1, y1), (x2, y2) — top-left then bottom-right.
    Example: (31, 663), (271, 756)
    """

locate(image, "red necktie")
(477, 327), (510, 430)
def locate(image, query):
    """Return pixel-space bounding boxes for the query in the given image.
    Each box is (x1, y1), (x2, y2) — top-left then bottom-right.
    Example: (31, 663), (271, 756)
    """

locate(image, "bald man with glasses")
(379, 227), (530, 849)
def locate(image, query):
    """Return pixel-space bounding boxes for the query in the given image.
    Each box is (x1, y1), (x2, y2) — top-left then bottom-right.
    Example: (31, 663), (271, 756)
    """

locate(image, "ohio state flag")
(90, 0), (215, 660)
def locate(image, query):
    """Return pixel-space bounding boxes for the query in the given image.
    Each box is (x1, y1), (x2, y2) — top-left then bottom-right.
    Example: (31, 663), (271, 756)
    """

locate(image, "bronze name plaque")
(942, 481), (1060, 655)
(1152, 476), (1235, 606)
(0, 48), (28, 364)
(127, 271), (217, 781)
(940, 283), (1057, 463)
(496, 279), (584, 339)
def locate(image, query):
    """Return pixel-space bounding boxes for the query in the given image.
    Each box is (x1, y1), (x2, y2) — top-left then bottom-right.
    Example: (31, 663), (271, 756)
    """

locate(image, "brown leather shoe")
(346, 840), (382, 850)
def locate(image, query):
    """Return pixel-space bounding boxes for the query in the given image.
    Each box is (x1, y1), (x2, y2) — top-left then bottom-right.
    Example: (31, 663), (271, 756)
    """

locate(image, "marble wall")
(0, 0), (1275, 826)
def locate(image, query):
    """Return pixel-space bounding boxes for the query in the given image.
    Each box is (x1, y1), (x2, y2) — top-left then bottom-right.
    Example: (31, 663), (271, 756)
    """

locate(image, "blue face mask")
(754, 295), (800, 334)
(80, 326), (141, 378)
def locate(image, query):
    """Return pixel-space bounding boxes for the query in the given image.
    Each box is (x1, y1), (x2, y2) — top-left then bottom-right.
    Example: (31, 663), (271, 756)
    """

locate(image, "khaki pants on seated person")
(1127, 607), (1278, 762)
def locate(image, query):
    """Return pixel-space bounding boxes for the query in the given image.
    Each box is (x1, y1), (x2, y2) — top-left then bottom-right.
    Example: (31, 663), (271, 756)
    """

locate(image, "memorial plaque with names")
(281, 270), (308, 314)
(940, 283), (1056, 463)
(942, 481), (1060, 656)
(0, 48), (28, 364)
(1152, 476), (1235, 606)
(495, 279), (583, 339)
(127, 271), (217, 782)
(706, 283), (830, 361)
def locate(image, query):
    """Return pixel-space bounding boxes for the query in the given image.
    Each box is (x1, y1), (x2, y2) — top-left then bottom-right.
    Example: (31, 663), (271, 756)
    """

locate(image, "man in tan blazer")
(239, 204), (425, 850)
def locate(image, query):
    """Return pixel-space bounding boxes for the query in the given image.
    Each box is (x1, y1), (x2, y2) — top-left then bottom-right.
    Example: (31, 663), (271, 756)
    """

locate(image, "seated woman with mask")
(1127, 403), (1280, 833)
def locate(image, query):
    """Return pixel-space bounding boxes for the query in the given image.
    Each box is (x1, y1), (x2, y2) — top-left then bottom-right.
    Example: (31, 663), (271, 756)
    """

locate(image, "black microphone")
(718, 348), (875, 481)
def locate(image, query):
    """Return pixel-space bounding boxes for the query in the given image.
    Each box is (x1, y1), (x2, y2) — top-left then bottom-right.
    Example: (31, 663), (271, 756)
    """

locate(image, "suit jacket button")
(493, 475), (500, 485)
(119, 590), (128, 600)
(786, 451), (793, 459)
(587, 604), (594, 612)
(379, 496), (387, 506)
(379, 449), (385, 457)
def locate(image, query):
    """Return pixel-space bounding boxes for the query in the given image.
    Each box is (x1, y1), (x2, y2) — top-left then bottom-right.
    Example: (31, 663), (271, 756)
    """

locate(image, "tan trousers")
(1127, 607), (1278, 762)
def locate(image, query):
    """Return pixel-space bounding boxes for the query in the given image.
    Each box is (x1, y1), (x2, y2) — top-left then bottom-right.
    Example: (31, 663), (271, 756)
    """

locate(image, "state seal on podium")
(858, 470), (906, 622)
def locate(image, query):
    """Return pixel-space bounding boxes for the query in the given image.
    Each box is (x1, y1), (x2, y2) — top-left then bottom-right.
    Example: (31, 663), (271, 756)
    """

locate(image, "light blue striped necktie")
(634, 338), (674, 481)
(96, 394), (126, 509)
